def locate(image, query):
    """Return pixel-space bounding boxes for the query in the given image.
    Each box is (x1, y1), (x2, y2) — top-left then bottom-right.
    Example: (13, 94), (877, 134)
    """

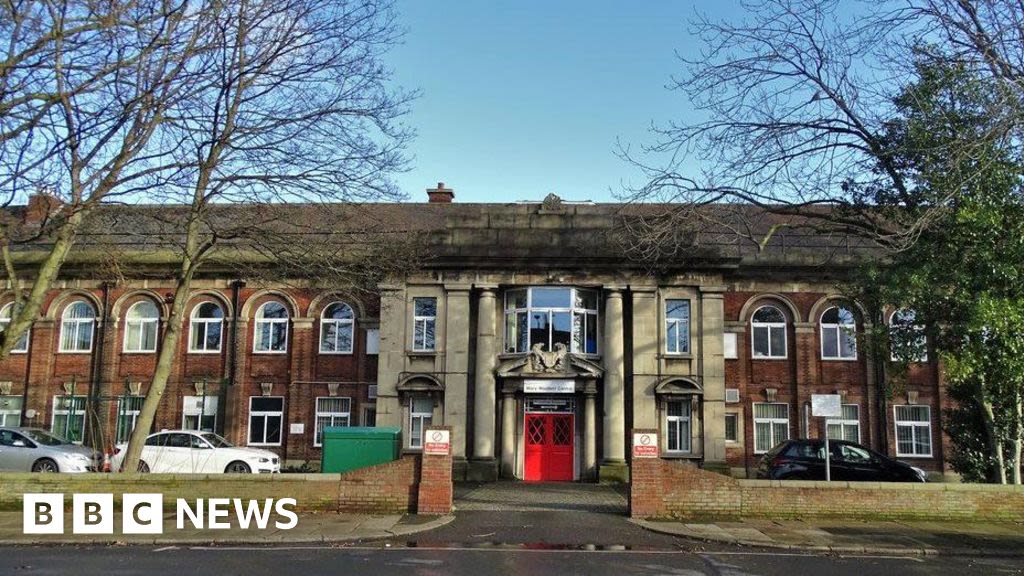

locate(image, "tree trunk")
(978, 390), (1007, 484)
(0, 210), (85, 360)
(120, 255), (199, 472)
(1012, 389), (1023, 485)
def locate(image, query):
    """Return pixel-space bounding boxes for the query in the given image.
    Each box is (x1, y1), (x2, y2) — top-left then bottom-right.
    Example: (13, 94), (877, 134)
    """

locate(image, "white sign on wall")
(523, 379), (575, 394)
(424, 430), (450, 455)
(289, 423), (305, 434)
(811, 394), (842, 418)
(632, 433), (659, 458)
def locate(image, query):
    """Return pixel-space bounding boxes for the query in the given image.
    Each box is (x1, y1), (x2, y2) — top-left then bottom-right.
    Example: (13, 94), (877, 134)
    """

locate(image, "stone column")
(470, 287), (498, 480)
(374, 285), (405, 429)
(584, 381), (598, 481)
(700, 287), (728, 473)
(601, 288), (627, 481)
(443, 286), (471, 470)
(500, 389), (516, 478)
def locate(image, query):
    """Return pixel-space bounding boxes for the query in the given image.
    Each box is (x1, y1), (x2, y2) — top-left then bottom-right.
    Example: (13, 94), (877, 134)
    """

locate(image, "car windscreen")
(201, 433), (234, 448)
(22, 429), (67, 446)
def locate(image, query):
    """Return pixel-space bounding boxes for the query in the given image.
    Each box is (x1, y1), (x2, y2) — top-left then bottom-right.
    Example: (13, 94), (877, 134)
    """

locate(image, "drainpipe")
(223, 280), (245, 438)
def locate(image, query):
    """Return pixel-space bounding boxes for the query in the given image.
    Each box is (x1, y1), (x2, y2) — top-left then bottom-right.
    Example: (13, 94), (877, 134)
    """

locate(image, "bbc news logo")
(23, 494), (298, 534)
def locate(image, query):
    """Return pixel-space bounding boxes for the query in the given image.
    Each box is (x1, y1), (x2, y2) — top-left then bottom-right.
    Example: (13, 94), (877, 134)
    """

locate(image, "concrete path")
(0, 511), (453, 545)
(454, 481), (627, 513)
(633, 517), (1024, 557)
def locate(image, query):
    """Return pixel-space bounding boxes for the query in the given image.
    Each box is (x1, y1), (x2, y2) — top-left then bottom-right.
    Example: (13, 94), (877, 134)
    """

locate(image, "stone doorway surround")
(454, 481), (627, 514)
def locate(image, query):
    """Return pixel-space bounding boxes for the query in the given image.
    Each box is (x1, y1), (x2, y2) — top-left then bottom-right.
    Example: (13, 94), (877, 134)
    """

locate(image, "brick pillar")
(416, 425), (453, 515)
(628, 428), (664, 519)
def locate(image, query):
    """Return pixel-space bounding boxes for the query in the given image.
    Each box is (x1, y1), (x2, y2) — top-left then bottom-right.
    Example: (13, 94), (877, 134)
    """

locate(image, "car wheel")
(137, 460), (150, 473)
(225, 461), (251, 474)
(32, 458), (59, 473)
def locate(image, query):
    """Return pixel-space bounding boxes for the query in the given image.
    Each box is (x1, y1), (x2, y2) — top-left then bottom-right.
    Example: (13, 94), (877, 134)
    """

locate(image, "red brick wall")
(631, 457), (1024, 522)
(416, 426), (453, 515)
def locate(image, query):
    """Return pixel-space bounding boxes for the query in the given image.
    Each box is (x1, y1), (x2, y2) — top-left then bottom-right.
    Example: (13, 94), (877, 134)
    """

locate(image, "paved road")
(3, 544), (1022, 575)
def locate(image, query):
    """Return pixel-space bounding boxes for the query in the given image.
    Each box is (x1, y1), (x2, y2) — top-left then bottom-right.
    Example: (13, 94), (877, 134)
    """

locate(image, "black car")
(756, 439), (927, 482)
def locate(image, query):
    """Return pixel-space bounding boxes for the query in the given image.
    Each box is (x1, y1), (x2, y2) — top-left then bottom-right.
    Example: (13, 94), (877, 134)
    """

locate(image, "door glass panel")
(527, 417), (545, 445)
(553, 417), (572, 446)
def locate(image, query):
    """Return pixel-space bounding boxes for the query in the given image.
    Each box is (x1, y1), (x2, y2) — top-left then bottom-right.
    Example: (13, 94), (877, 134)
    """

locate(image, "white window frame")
(0, 395), (23, 427)
(314, 396), (352, 446)
(253, 302), (289, 354)
(724, 413), (739, 443)
(408, 395), (433, 449)
(51, 395), (87, 444)
(181, 395), (218, 432)
(115, 396), (145, 443)
(0, 303), (29, 353)
(665, 399), (692, 453)
(665, 299), (691, 355)
(188, 301), (224, 354)
(123, 301), (160, 353)
(503, 287), (600, 355)
(820, 306), (858, 360)
(319, 302), (355, 355)
(58, 301), (96, 353)
(412, 297), (437, 352)
(753, 402), (790, 454)
(889, 309), (928, 363)
(248, 396), (284, 446)
(826, 404), (861, 443)
(894, 405), (933, 458)
(751, 305), (788, 359)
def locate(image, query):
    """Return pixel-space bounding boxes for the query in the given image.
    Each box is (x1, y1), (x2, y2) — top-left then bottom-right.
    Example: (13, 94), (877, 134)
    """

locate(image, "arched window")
(751, 305), (787, 358)
(0, 302), (29, 353)
(124, 301), (160, 353)
(320, 302), (354, 354)
(59, 300), (96, 353)
(890, 308), (927, 362)
(189, 301), (224, 353)
(254, 301), (289, 353)
(821, 306), (857, 360)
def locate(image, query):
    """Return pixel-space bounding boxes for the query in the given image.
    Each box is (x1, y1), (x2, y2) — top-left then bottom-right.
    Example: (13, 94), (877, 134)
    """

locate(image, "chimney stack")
(427, 182), (454, 203)
(24, 191), (62, 225)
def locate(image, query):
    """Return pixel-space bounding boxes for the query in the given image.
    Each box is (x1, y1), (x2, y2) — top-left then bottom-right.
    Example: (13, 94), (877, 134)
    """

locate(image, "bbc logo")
(24, 493), (164, 535)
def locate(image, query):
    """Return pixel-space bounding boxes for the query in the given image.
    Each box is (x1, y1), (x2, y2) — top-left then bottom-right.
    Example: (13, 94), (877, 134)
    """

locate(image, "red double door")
(524, 413), (574, 482)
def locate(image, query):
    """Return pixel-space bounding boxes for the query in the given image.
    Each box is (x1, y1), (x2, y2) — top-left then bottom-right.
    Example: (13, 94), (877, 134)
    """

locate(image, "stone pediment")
(496, 345), (604, 379)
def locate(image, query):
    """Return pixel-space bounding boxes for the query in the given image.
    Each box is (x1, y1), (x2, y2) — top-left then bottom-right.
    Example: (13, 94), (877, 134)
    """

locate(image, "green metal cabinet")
(320, 426), (401, 474)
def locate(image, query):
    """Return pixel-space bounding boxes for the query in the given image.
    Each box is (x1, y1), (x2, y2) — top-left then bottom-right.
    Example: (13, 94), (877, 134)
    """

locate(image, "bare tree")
(119, 0), (414, 472)
(618, 0), (1024, 262)
(0, 0), (213, 358)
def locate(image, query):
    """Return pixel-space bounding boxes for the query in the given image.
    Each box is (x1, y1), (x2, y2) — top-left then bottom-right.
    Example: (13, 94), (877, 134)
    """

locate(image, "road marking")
(704, 551), (925, 562)
(152, 546), (178, 553)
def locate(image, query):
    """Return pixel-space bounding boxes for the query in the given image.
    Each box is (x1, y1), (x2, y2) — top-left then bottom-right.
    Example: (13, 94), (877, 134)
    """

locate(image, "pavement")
(633, 517), (1024, 557)
(0, 511), (454, 545)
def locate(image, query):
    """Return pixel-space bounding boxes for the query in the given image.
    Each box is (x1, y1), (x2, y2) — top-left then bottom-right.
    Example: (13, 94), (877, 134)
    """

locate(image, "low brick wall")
(0, 455), (420, 514)
(631, 456), (1024, 522)
(416, 426), (453, 515)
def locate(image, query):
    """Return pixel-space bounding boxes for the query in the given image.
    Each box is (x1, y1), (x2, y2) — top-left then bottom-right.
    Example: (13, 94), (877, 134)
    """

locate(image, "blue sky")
(385, 1), (729, 203)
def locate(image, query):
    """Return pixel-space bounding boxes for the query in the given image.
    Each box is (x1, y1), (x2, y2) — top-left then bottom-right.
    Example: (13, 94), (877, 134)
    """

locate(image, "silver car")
(0, 427), (99, 472)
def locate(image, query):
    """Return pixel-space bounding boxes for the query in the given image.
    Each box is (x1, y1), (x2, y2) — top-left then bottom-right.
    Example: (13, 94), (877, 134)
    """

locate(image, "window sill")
(247, 443), (282, 447)
(57, 350), (93, 355)
(188, 350), (223, 355)
(821, 356), (859, 362)
(319, 350), (355, 356)
(751, 356), (788, 361)
(661, 353), (693, 360)
(252, 351), (289, 355)
(406, 350), (437, 357)
(895, 453), (933, 459)
(121, 350), (157, 355)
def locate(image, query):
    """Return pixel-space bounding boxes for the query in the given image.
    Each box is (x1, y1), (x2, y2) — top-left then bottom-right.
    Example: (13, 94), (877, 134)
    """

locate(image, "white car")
(112, 430), (280, 474)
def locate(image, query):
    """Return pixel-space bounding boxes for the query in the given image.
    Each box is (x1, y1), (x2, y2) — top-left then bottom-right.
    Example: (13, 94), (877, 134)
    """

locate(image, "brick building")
(0, 186), (950, 480)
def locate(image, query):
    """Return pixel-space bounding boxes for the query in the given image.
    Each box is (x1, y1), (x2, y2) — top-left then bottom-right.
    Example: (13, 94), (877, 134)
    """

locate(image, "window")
(890, 309), (927, 362)
(254, 302), (289, 353)
(123, 301), (159, 353)
(826, 404), (860, 443)
(753, 402), (789, 453)
(189, 302), (223, 353)
(314, 397), (351, 446)
(725, 413), (738, 442)
(59, 301), (96, 353)
(363, 405), (377, 427)
(115, 396), (145, 443)
(723, 332), (738, 359)
(820, 306), (857, 360)
(248, 396), (284, 446)
(0, 303), (29, 353)
(412, 297), (437, 351)
(665, 400), (692, 453)
(0, 396), (23, 427)
(320, 302), (354, 354)
(408, 396), (433, 448)
(366, 328), (380, 355)
(665, 299), (691, 354)
(52, 395), (87, 443)
(894, 405), (932, 457)
(751, 305), (787, 358)
(504, 287), (598, 355)
(182, 395), (218, 432)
